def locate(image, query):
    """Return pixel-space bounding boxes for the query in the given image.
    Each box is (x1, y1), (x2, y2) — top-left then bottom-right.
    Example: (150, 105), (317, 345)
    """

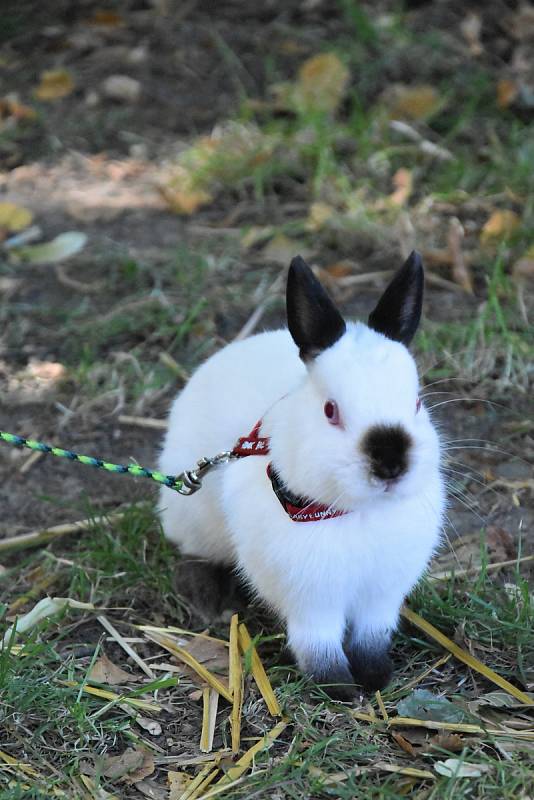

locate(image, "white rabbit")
(159, 252), (445, 698)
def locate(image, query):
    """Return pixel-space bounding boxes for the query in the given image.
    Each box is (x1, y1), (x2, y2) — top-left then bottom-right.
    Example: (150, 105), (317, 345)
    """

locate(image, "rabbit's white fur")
(159, 316), (444, 693)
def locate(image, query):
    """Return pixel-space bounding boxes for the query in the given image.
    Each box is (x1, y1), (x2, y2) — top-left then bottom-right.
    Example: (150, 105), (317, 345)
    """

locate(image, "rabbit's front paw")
(312, 662), (359, 701)
(345, 641), (393, 693)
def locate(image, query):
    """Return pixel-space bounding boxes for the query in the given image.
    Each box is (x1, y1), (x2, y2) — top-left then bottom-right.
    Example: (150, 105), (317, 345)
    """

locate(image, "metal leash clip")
(176, 451), (236, 495)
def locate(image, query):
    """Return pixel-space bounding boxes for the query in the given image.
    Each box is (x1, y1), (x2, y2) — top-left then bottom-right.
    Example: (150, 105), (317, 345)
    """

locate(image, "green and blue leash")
(0, 430), (184, 492)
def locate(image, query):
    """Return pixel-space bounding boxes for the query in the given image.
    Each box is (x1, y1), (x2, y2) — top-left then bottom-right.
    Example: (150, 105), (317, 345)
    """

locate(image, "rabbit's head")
(266, 252), (442, 510)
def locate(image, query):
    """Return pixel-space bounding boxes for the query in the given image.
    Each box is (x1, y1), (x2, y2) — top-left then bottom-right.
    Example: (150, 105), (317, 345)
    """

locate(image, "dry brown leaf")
(160, 183), (212, 216)
(102, 749), (145, 781)
(486, 525), (516, 562)
(90, 10), (124, 26)
(183, 634), (229, 673)
(389, 168), (413, 207)
(26, 360), (66, 382)
(387, 84), (442, 121)
(168, 770), (192, 799)
(429, 733), (465, 753)
(324, 261), (354, 279)
(480, 210), (521, 244)
(89, 652), (135, 685)
(294, 53), (350, 114)
(102, 748), (155, 785)
(497, 78), (519, 109)
(0, 96), (37, 122)
(391, 731), (418, 757)
(34, 69), (74, 101)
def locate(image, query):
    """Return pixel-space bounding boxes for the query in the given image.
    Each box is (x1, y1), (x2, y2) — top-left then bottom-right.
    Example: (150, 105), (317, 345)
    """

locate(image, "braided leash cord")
(0, 430), (183, 492)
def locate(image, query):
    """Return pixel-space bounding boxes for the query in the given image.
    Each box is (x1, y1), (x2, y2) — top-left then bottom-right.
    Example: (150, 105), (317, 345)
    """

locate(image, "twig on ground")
(19, 449), (45, 474)
(430, 553), (534, 581)
(118, 415), (167, 430)
(448, 217), (473, 293)
(0, 508), (128, 553)
(233, 271), (285, 341)
(401, 605), (534, 705)
(54, 264), (105, 293)
(98, 614), (156, 679)
(389, 120), (454, 161)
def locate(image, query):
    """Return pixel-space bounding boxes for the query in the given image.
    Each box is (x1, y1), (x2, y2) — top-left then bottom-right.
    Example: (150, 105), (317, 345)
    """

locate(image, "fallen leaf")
(497, 78), (519, 109)
(90, 10), (124, 26)
(168, 770), (192, 800)
(396, 689), (469, 723)
(102, 75), (141, 103)
(480, 210), (521, 244)
(102, 749), (145, 781)
(34, 69), (74, 101)
(324, 261), (354, 278)
(388, 168), (413, 207)
(183, 634), (229, 673)
(294, 53), (350, 114)
(471, 690), (534, 709)
(486, 525), (516, 561)
(391, 731), (418, 757)
(160, 182), (213, 215)
(428, 733), (464, 752)
(434, 759), (491, 778)
(0, 95), (36, 122)
(386, 84), (442, 121)
(102, 748), (155, 784)
(0, 202), (33, 234)
(2, 596), (94, 646)
(135, 779), (167, 800)
(135, 716), (162, 736)
(26, 360), (66, 382)
(305, 202), (336, 232)
(89, 652), (135, 685)
(262, 233), (305, 266)
(14, 232), (87, 264)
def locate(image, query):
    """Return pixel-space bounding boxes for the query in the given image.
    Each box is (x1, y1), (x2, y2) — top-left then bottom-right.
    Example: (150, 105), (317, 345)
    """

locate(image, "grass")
(1, 0), (533, 797)
(1, 511), (533, 798)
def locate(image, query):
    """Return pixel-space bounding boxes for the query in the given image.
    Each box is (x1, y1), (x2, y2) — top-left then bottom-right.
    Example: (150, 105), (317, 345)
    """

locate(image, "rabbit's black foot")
(345, 642), (393, 693)
(311, 661), (359, 701)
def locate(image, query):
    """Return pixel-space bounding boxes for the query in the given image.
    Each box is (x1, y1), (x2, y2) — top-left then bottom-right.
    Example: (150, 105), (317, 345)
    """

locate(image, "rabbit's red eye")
(324, 400), (340, 425)
(416, 397), (421, 413)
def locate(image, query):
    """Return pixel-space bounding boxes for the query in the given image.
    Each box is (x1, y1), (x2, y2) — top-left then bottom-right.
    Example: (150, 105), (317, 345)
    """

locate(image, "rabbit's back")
(158, 328), (303, 561)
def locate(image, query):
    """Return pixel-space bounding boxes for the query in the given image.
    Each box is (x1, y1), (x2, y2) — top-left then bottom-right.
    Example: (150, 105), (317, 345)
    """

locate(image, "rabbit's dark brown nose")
(361, 425), (411, 483)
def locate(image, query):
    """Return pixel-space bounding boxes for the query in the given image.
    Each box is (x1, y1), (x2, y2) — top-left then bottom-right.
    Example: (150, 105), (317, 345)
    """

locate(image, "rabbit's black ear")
(368, 251), (424, 346)
(287, 256), (346, 361)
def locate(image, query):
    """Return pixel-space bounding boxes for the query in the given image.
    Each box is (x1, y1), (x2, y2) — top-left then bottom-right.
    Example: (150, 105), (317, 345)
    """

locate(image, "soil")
(0, 0), (532, 555)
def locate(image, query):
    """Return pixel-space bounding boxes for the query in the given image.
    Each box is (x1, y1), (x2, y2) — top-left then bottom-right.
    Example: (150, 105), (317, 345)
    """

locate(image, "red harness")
(232, 421), (348, 523)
